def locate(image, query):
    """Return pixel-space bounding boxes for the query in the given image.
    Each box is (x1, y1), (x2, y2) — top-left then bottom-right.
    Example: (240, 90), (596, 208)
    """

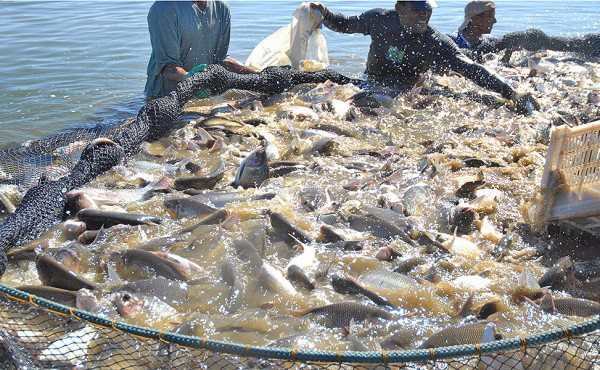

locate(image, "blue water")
(0, 1), (598, 148)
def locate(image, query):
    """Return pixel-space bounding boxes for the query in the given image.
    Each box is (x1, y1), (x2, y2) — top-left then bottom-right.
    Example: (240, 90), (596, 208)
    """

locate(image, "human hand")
(309, 2), (328, 18)
(513, 92), (540, 115)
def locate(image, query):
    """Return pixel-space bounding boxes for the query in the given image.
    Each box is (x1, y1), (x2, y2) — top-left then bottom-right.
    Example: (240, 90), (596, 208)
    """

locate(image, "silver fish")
(233, 146), (270, 189)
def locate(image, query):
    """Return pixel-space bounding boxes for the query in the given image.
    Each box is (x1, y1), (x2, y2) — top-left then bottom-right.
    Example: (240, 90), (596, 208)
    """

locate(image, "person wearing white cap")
(449, 0), (600, 62)
(448, 0), (496, 50)
(309, 0), (539, 114)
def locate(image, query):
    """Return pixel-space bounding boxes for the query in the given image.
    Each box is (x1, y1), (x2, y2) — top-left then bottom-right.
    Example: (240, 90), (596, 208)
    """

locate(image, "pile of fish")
(1, 49), (600, 367)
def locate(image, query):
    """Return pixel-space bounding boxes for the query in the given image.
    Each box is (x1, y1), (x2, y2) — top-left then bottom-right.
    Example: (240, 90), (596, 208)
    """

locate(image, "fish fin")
(519, 295), (540, 309)
(208, 137), (225, 153)
(153, 176), (172, 193)
(220, 212), (240, 230)
(539, 289), (556, 312)
(452, 293), (475, 318)
(290, 308), (316, 317)
(415, 277), (437, 288)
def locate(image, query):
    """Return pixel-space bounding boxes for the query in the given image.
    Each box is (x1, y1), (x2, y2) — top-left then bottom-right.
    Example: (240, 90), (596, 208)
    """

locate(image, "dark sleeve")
(323, 9), (378, 35)
(437, 37), (515, 99)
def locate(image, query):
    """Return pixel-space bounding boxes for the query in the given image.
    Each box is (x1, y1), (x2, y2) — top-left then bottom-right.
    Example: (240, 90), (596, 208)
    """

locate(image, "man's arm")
(161, 63), (188, 83)
(221, 57), (258, 74)
(310, 2), (373, 35)
(438, 37), (539, 113)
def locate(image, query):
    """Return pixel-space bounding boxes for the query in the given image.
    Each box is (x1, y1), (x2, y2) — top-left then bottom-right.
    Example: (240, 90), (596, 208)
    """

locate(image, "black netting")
(0, 65), (358, 277)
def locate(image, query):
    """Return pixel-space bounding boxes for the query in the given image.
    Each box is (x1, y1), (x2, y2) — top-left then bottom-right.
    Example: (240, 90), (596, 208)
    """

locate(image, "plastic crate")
(541, 120), (600, 225)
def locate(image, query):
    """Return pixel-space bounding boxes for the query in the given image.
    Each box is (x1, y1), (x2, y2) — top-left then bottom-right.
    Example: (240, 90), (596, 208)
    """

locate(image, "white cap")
(458, 0), (495, 32)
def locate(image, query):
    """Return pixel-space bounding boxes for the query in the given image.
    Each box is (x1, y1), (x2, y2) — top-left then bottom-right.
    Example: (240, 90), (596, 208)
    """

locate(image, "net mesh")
(1, 285), (599, 369)
(0, 89), (259, 188)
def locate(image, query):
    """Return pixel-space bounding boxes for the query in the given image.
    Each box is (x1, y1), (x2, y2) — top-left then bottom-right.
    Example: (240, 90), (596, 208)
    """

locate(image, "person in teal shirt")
(144, 1), (256, 98)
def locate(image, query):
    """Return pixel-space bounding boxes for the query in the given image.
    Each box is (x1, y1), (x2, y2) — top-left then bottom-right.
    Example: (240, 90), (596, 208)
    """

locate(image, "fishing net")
(1, 64), (600, 368)
(1, 285), (599, 369)
(0, 88), (260, 188)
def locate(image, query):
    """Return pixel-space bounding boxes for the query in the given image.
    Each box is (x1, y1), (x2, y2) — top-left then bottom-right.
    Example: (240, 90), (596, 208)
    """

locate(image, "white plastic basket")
(541, 120), (600, 222)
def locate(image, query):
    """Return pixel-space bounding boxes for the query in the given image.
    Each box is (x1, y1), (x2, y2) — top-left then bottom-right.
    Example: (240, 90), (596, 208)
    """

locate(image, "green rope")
(1, 284), (599, 364)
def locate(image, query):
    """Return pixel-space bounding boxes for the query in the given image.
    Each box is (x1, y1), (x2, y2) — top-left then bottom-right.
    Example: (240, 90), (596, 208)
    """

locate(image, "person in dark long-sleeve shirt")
(310, 0), (539, 113)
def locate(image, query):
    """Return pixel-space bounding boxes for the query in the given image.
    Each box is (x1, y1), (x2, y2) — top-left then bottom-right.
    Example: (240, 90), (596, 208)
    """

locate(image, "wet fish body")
(233, 146), (269, 189)
(76, 209), (163, 230)
(173, 158), (225, 191)
(118, 276), (188, 305)
(358, 270), (419, 291)
(259, 263), (299, 297)
(16, 285), (78, 307)
(182, 189), (275, 208)
(294, 302), (393, 327)
(331, 275), (393, 308)
(108, 248), (187, 281)
(419, 322), (489, 349)
(164, 195), (218, 219)
(36, 253), (98, 291)
(269, 211), (314, 244)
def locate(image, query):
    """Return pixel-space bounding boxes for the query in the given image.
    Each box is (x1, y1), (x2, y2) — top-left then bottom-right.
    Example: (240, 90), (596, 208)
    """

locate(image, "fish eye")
(122, 293), (131, 302)
(494, 334), (503, 340)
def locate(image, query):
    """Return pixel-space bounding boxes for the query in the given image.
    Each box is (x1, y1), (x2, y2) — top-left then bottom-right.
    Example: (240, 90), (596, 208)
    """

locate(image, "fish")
(331, 275), (394, 308)
(16, 285), (78, 307)
(481, 322), (524, 370)
(532, 289), (600, 317)
(268, 210), (315, 244)
(402, 184), (435, 217)
(538, 256), (574, 291)
(392, 257), (427, 274)
(347, 212), (416, 245)
(76, 288), (101, 313)
(67, 176), (171, 206)
(36, 253), (98, 291)
(108, 248), (187, 281)
(117, 276), (188, 305)
(298, 186), (322, 213)
(115, 291), (179, 320)
(6, 240), (49, 262)
(287, 264), (315, 290)
(180, 189), (276, 208)
(292, 302), (394, 327)
(436, 202), (475, 235)
(173, 157), (225, 191)
(76, 209), (163, 230)
(0, 192), (16, 214)
(421, 231), (484, 260)
(418, 322), (492, 349)
(357, 270), (419, 291)
(233, 146), (270, 189)
(221, 261), (243, 314)
(152, 251), (202, 275)
(287, 244), (317, 270)
(196, 115), (244, 128)
(56, 247), (82, 274)
(36, 325), (98, 366)
(175, 209), (230, 234)
(232, 239), (263, 273)
(454, 174), (486, 200)
(303, 137), (338, 156)
(259, 263), (299, 297)
(163, 195), (218, 219)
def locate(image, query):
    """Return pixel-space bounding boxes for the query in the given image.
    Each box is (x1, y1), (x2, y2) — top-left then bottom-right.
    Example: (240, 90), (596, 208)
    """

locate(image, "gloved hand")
(309, 2), (328, 18)
(187, 64), (210, 99)
(513, 92), (540, 115)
